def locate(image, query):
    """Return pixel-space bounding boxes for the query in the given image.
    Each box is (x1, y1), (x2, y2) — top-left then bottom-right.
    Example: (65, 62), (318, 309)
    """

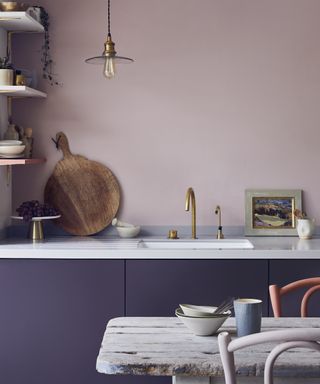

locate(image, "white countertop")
(0, 236), (320, 259)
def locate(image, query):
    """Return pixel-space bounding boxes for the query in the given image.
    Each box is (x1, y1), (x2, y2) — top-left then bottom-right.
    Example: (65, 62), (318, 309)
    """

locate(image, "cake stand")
(11, 215), (61, 240)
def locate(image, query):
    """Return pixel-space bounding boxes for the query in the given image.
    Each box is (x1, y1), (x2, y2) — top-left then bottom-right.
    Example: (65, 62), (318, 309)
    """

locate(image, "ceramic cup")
(0, 69), (13, 86)
(297, 219), (315, 240)
(234, 298), (262, 337)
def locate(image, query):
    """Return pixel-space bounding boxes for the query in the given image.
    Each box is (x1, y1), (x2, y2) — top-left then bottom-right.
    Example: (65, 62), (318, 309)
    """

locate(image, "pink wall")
(12, 0), (320, 226)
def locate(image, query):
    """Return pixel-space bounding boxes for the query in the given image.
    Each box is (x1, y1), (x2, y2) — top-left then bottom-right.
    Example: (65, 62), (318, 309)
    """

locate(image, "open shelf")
(0, 86), (47, 98)
(0, 11), (44, 32)
(0, 158), (46, 166)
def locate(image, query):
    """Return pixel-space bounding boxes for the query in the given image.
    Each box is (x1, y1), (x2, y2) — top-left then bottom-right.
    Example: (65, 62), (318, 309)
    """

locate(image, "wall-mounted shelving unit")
(0, 10), (47, 172)
(0, 158), (46, 166)
(0, 11), (44, 32)
(0, 85), (47, 98)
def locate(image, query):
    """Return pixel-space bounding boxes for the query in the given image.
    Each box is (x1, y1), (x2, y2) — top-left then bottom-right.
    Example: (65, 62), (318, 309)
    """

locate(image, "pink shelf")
(0, 158), (46, 166)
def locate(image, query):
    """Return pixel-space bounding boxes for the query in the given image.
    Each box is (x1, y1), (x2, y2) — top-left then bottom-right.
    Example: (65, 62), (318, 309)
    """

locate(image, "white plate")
(11, 215), (61, 221)
(0, 140), (22, 146)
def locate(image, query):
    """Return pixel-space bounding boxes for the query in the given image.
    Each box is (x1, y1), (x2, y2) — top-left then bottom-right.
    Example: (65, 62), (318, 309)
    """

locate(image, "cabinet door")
(269, 260), (320, 317)
(0, 260), (124, 384)
(126, 260), (269, 316)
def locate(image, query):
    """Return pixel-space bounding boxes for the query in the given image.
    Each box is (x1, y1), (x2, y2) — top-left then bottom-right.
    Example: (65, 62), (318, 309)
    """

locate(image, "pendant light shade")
(85, 0), (133, 79)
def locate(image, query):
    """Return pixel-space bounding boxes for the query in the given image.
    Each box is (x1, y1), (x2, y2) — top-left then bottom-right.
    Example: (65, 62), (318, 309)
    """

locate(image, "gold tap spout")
(185, 187), (197, 239)
(215, 205), (224, 239)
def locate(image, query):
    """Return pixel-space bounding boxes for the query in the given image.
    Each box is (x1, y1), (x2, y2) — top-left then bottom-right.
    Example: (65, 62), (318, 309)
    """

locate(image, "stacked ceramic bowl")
(176, 304), (231, 336)
(0, 140), (25, 158)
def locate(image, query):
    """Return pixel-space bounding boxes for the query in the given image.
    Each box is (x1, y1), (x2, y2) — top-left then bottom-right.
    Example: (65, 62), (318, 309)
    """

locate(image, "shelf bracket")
(7, 31), (13, 61)
(6, 165), (11, 186)
(7, 96), (12, 121)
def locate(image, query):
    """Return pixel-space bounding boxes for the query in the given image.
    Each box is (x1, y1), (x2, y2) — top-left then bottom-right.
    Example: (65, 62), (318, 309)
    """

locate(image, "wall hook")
(51, 135), (61, 149)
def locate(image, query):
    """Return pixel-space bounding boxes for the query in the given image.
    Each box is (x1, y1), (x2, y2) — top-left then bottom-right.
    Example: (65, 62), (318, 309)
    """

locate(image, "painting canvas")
(245, 190), (302, 236)
(253, 197), (294, 228)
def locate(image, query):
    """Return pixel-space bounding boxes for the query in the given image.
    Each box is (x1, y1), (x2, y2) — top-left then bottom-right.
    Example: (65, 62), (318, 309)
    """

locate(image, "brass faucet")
(215, 205), (224, 239)
(185, 187), (197, 239)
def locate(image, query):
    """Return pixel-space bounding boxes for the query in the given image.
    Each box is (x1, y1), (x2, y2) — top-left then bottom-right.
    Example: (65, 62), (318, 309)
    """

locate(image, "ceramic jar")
(0, 69), (14, 85)
(297, 218), (315, 240)
(4, 124), (19, 140)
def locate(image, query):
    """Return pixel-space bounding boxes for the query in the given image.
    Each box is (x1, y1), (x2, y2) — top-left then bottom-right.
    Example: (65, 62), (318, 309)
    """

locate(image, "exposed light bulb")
(85, 0), (133, 78)
(103, 57), (116, 79)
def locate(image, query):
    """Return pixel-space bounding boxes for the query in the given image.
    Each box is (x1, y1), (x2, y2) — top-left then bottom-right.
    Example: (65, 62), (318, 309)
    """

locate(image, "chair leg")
(269, 285), (281, 318)
(218, 332), (237, 384)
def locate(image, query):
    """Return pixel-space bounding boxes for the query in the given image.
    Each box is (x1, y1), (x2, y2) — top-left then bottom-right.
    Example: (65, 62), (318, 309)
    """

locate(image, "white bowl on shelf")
(116, 225), (140, 238)
(175, 307), (229, 336)
(0, 145), (25, 156)
(0, 140), (22, 146)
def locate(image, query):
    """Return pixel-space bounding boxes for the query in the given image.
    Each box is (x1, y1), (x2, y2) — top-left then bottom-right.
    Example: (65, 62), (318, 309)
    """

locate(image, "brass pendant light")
(85, 0), (133, 79)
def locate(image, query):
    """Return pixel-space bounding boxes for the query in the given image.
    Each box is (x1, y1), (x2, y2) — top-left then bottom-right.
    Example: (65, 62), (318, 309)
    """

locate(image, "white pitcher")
(297, 218), (315, 239)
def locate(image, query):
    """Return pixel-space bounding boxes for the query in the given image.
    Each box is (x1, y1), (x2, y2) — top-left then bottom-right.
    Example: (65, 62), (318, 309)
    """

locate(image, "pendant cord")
(108, 0), (111, 36)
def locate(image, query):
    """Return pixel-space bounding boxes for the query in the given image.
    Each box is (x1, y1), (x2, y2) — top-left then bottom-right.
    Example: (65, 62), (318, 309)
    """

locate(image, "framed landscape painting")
(245, 189), (302, 236)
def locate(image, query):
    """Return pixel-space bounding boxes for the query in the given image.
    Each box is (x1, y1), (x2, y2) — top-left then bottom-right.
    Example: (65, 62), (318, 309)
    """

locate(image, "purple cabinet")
(0, 260), (124, 384)
(0, 257), (274, 384)
(126, 260), (269, 316)
(269, 260), (320, 317)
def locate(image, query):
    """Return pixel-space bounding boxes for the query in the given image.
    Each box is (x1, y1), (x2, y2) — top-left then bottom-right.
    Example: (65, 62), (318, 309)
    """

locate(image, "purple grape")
(16, 200), (60, 222)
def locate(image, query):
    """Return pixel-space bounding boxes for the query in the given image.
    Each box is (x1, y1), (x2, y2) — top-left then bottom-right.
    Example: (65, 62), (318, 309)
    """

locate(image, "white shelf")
(0, 158), (46, 166)
(0, 86), (47, 98)
(0, 11), (44, 32)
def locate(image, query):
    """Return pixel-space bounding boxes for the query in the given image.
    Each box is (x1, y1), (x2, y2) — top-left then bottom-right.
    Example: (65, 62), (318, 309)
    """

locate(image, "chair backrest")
(269, 277), (320, 317)
(218, 328), (320, 384)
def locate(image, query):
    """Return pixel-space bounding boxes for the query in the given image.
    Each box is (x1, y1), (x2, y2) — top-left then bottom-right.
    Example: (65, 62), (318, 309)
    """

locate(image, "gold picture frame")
(245, 189), (302, 236)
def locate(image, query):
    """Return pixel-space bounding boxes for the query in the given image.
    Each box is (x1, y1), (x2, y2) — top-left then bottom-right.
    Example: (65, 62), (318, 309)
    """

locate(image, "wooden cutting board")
(44, 132), (120, 236)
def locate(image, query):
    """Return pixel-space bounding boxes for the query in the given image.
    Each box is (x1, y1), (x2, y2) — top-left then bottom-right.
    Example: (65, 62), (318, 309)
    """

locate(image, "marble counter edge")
(0, 236), (320, 259)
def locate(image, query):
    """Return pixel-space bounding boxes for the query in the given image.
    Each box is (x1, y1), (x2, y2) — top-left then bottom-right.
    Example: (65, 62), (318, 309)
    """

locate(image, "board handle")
(54, 132), (72, 158)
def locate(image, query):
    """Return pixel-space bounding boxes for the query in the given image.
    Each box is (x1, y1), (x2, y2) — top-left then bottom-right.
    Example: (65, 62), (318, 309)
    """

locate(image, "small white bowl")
(180, 304), (231, 317)
(175, 308), (229, 336)
(0, 145), (25, 156)
(0, 140), (22, 146)
(116, 226), (140, 238)
(180, 304), (218, 317)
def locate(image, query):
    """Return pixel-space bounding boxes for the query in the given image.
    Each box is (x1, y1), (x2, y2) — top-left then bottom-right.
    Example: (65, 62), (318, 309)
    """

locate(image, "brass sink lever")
(215, 205), (224, 239)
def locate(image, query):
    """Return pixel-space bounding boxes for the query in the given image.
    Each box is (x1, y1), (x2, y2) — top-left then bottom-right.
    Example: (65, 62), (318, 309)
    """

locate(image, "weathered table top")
(96, 317), (320, 379)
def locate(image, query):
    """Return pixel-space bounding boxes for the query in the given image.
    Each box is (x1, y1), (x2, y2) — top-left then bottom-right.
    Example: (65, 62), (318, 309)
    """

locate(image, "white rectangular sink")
(138, 239), (254, 250)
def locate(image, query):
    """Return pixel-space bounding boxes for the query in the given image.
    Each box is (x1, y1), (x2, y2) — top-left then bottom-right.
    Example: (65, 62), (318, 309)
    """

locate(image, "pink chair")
(218, 328), (320, 384)
(269, 277), (320, 317)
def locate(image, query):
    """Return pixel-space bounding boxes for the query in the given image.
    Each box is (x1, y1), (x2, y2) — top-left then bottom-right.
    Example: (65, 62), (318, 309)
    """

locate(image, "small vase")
(0, 69), (14, 85)
(297, 219), (315, 240)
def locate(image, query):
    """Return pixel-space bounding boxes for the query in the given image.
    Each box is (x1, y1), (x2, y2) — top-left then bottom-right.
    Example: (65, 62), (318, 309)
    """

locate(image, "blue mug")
(234, 298), (262, 337)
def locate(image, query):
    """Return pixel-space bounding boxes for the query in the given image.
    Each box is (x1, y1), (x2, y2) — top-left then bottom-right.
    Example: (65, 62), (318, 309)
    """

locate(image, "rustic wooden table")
(96, 317), (320, 384)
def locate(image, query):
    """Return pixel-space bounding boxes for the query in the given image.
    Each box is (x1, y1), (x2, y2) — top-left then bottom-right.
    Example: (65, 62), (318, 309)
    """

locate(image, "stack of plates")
(0, 140), (25, 158)
(175, 304), (231, 336)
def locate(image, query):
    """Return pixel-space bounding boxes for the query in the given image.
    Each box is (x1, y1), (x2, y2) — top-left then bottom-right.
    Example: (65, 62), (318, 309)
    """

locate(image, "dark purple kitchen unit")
(1, 257), (319, 384)
(0, 260), (124, 384)
(126, 260), (269, 316)
(269, 260), (320, 317)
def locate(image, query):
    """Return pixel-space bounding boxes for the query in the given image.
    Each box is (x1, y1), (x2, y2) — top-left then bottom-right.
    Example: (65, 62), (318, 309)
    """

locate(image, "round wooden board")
(44, 133), (120, 236)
